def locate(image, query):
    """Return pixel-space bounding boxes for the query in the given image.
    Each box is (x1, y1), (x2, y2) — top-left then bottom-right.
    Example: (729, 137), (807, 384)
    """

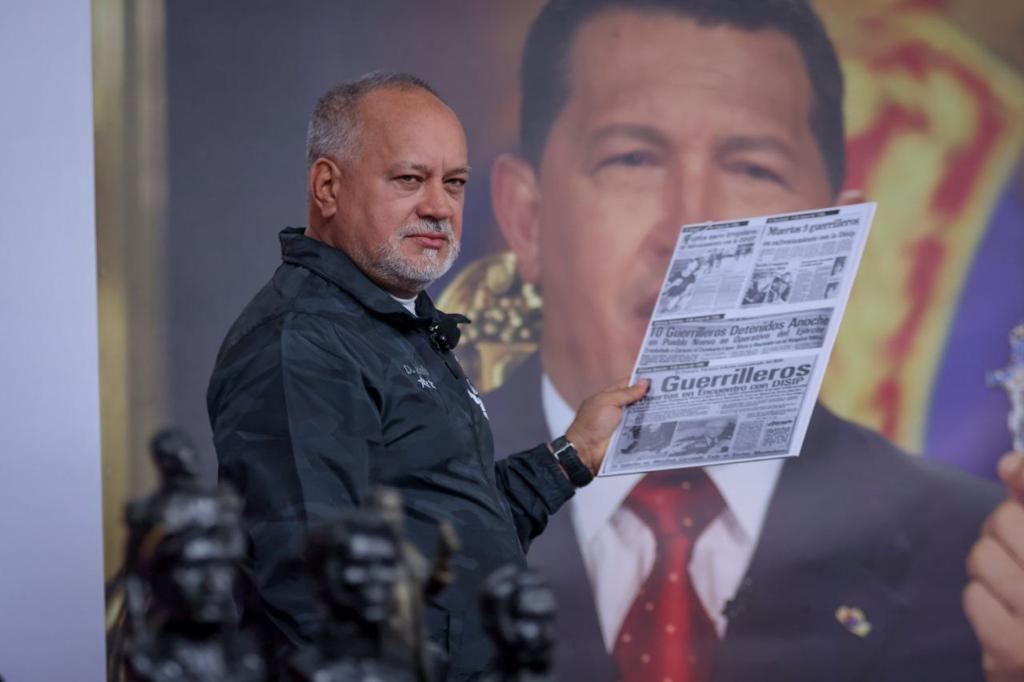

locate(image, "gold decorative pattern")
(436, 252), (542, 392)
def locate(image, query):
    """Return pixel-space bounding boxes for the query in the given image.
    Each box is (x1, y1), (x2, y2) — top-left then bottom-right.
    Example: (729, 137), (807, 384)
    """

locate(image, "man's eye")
(396, 175), (422, 184)
(600, 150), (658, 169)
(731, 162), (785, 185)
(445, 178), (467, 189)
(616, 151), (652, 166)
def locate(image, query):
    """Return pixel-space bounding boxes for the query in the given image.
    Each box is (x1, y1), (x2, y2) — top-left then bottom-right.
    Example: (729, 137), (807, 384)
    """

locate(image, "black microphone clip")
(429, 313), (471, 353)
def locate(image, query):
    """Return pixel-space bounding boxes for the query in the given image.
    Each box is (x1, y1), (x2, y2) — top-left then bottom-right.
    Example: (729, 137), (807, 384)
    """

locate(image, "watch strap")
(551, 435), (594, 487)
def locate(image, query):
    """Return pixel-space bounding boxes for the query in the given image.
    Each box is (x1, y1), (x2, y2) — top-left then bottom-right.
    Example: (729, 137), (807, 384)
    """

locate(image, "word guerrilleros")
(659, 363), (813, 394)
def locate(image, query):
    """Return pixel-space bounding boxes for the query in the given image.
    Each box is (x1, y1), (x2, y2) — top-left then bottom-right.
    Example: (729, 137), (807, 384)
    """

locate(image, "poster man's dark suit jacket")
(485, 354), (1002, 682)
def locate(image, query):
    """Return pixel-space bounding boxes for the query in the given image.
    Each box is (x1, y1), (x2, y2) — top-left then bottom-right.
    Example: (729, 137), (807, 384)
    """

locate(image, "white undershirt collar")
(389, 293), (418, 316)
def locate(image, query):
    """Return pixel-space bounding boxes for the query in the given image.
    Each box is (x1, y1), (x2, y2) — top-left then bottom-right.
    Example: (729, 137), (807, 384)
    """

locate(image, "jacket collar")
(279, 226), (441, 327)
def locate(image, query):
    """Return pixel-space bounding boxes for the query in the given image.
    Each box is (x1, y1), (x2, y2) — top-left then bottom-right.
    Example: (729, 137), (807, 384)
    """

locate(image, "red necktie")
(612, 469), (725, 682)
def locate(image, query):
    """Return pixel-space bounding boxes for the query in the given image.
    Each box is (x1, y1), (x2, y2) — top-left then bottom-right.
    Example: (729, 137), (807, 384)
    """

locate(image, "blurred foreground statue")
(369, 488), (460, 681)
(289, 505), (413, 681)
(289, 488), (459, 682)
(122, 429), (266, 681)
(480, 566), (557, 682)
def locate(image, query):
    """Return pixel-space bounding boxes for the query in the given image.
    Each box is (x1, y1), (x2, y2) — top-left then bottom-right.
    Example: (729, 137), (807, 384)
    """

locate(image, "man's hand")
(565, 379), (650, 473)
(964, 452), (1024, 682)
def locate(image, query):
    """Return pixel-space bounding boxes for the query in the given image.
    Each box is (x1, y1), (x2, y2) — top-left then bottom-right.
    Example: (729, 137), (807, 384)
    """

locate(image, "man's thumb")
(998, 452), (1024, 500)
(630, 379), (650, 399)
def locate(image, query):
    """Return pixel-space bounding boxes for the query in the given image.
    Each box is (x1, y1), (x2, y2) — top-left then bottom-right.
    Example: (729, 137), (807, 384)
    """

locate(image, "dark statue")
(289, 488), (460, 682)
(289, 507), (414, 682)
(122, 429), (266, 682)
(117, 435), (473, 681)
(480, 565), (557, 682)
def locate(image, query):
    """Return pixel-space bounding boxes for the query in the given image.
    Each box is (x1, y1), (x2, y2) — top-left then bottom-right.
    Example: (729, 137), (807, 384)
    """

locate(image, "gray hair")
(305, 71), (443, 168)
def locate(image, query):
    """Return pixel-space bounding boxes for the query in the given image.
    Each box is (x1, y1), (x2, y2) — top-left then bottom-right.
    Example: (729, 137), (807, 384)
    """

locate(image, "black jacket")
(207, 228), (574, 680)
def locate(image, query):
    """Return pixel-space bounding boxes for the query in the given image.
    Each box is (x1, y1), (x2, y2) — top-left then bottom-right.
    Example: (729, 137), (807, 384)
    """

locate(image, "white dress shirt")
(541, 374), (784, 650)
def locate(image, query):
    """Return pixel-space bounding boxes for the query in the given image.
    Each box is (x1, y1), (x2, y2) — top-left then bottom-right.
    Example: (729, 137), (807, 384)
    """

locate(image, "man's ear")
(309, 157), (341, 221)
(491, 153), (542, 283)
(837, 188), (866, 206)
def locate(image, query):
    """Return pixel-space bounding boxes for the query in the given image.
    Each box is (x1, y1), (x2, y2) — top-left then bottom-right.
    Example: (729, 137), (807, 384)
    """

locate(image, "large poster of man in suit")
(459, 1), (1016, 680)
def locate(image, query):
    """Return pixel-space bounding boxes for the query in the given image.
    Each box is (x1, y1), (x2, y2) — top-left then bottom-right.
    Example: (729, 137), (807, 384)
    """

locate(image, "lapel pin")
(835, 605), (872, 637)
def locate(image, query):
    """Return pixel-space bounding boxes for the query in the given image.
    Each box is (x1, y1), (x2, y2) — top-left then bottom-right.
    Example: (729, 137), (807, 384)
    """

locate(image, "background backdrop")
(98, 0), (1024, 597)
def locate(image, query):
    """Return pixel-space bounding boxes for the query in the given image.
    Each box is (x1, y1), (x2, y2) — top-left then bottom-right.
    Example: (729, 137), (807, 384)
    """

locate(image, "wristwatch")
(550, 435), (594, 488)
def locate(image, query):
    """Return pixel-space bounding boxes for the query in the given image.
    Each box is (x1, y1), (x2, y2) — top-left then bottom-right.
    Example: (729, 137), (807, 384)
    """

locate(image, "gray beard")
(371, 218), (460, 293)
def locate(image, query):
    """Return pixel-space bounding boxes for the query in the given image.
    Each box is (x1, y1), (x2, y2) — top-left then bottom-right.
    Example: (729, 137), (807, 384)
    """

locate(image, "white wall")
(0, 1), (106, 680)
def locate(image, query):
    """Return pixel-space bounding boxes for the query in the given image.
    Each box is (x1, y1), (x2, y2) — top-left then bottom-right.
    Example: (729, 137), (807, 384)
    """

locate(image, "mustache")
(397, 219), (455, 241)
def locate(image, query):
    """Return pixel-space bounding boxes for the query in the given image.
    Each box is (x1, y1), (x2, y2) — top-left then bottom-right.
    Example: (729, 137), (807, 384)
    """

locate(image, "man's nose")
(671, 158), (716, 226)
(646, 161), (713, 258)
(417, 178), (455, 221)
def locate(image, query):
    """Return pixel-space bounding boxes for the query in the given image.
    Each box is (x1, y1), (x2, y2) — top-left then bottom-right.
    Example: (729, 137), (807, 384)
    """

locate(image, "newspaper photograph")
(600, 202), (876, 476)
(655, 221), (758, 315)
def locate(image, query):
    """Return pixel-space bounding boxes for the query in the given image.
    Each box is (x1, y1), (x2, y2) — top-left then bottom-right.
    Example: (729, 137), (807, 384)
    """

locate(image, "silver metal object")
(986, 324), (1024, 452)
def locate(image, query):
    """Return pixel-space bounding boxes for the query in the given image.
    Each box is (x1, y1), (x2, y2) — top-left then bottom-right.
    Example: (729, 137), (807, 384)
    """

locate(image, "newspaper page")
(599, 202), (876, 476)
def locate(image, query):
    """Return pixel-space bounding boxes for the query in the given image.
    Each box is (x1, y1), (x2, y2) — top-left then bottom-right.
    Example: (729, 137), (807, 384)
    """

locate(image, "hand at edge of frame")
(964, 453), (1024, 682)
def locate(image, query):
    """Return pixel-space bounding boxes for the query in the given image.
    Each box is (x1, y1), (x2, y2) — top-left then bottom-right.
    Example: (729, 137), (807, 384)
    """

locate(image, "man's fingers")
(968, 499), (1024, 681)
(980, 655), (1023, 682)
(963, 581), (1024, 675)
(983, 500), (1024, 571)
(998, 453), (1024, 501)
(967, 534), (1024, 615)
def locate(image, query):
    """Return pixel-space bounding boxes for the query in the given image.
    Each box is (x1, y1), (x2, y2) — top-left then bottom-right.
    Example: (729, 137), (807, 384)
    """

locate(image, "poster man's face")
(495, 9), (835, 405)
